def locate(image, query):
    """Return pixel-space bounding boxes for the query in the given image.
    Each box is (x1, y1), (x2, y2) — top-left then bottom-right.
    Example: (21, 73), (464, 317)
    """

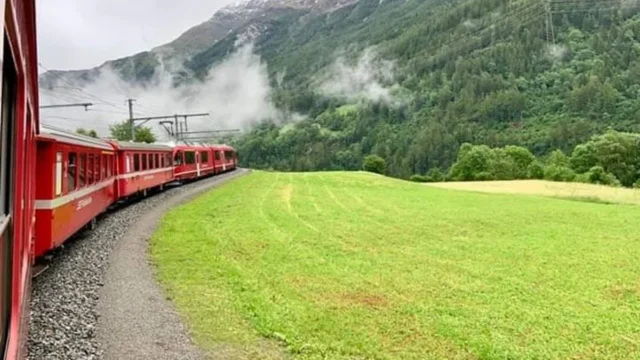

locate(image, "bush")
(546, 149), (570, 167)
(474, 171), (495, 181)
(410, 175), (430, 182)
(363, 155), (386, 174)
(448, 144), (493, 181)
(527, 160), (545, 179)
(490, 148), (516, 180)
(505, 145), (536, 179)
(426, 168), (445, 182)
(543, 165), (576, 182)
(585, 166), (621, 186)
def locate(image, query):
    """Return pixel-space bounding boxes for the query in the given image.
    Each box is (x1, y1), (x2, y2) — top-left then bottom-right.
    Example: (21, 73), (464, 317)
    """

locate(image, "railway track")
(27, 170), (245, 360)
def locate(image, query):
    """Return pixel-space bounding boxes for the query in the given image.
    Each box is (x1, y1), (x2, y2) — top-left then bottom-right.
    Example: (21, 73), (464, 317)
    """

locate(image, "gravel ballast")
(28, 169), (249, 360)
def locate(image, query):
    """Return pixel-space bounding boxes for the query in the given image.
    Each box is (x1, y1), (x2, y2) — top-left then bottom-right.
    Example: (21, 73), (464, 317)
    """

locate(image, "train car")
(0, 1), (40, 358)
(212, 145), (237, 173)
(34, 126), (117, 259)
(197, 144), (215, 178)
(172, 143), (208, 181)
(108, 141), (173, 199)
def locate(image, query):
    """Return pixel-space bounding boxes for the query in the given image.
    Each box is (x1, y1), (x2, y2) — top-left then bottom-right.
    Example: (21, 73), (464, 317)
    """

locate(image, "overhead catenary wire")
(38, 63), (130, 113)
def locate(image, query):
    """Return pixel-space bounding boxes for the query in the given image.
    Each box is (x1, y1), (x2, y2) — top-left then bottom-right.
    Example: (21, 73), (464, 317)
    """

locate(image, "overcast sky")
(37, 0), (237, 71)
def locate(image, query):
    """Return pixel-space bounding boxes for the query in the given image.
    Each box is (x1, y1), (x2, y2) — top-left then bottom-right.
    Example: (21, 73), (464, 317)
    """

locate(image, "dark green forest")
(192, 0), (640, 178)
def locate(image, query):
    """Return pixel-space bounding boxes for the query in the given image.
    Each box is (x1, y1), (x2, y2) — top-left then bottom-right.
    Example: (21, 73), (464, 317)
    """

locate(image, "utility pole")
(127, 98), (136, 141)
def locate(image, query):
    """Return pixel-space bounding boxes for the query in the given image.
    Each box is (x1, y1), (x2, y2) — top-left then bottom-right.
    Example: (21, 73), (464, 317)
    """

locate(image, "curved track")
(28, 169), (249, 360)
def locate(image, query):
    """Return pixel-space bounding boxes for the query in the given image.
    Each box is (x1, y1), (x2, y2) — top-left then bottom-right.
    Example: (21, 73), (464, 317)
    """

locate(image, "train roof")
(107, 140), (173, 152)
(215, 144), (235, 151)
(38, 125), (113, 151)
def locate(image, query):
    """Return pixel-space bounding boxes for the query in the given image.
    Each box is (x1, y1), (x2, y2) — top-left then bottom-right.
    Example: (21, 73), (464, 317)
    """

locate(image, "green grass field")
(151, 171), (640, 359)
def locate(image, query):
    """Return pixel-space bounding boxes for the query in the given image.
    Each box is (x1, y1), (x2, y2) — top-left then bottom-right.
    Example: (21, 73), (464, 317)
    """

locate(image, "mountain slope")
(41, 0), (640, 178)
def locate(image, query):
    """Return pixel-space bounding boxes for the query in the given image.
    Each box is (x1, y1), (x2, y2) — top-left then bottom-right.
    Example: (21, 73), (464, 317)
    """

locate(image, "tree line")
(408, 129), (640, 188)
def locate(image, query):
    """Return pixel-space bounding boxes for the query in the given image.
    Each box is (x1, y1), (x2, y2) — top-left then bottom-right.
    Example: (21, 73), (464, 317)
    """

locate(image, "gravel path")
(28, 169), (250, 360)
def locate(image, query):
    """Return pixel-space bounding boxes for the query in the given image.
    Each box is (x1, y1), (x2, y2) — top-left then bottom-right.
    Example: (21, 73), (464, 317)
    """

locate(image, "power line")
(40, 87), (92, 104)
(135, 103), (166, 115)
(38, 63), (129, 113)
(88, 109), (130, 116)
(130, 112), (211, 140)
(41, 116), (113, 132)
(40, 102), (93, 110)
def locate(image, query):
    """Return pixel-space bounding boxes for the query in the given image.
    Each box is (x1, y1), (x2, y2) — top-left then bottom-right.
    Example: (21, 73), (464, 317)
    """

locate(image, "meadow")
(152, 171), (640, 359)
(427, 179), (640, 206)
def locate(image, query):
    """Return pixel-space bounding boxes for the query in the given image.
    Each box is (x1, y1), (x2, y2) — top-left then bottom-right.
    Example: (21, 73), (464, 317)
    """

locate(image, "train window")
(95, 155), (101, 182)
(214, 151), (220, 161)
(155, 154), (160, 169)
(160, 155), (164, 168)
(101, 155), (106, 180)
(142, 154), (148, 170)
(134, 154), (140, 172)
(125, 155), (131, 173)
(201, 151), (209, 163)
(68, 153), (77, 192)
(106, 156), (111, 177)
(88, 154), (94, 184)
(55, 152), (63, 196)
(166, 154), (172, 167)
(79, 154), (86, 187)
(174, 151), (183, 165)
(185, 151), (196, 164)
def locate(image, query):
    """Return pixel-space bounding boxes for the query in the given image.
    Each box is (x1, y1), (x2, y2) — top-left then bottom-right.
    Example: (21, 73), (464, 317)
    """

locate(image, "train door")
(0, 35), (16, 351)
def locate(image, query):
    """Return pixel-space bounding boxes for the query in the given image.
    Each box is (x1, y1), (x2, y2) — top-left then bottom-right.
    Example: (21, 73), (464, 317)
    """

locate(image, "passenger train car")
(1, 0), (40, 358)
(35, 127), (117, 258)
(172, 143), (207, 181)
(108, 140), (173, 198)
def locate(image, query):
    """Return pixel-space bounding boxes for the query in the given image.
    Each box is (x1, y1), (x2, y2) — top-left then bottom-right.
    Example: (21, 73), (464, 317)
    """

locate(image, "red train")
(172, 142), (238, 181)
(1, 2), (238, 356)
(34, 126), (237, 260)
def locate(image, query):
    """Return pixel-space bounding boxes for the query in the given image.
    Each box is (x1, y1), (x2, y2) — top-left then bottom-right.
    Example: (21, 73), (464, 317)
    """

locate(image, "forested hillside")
(40, 0), (640, 179)
(227, 0), (640, 178)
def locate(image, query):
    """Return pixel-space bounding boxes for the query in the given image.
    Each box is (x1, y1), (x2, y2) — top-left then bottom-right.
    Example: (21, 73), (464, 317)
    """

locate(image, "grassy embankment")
(152, 171), (640, 359)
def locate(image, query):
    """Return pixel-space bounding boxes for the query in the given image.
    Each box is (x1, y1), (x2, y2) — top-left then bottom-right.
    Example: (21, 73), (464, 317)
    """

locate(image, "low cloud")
(545, 44), (568, 63)
(40, 43), (286, 140)
(318, 48), (398, 104)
